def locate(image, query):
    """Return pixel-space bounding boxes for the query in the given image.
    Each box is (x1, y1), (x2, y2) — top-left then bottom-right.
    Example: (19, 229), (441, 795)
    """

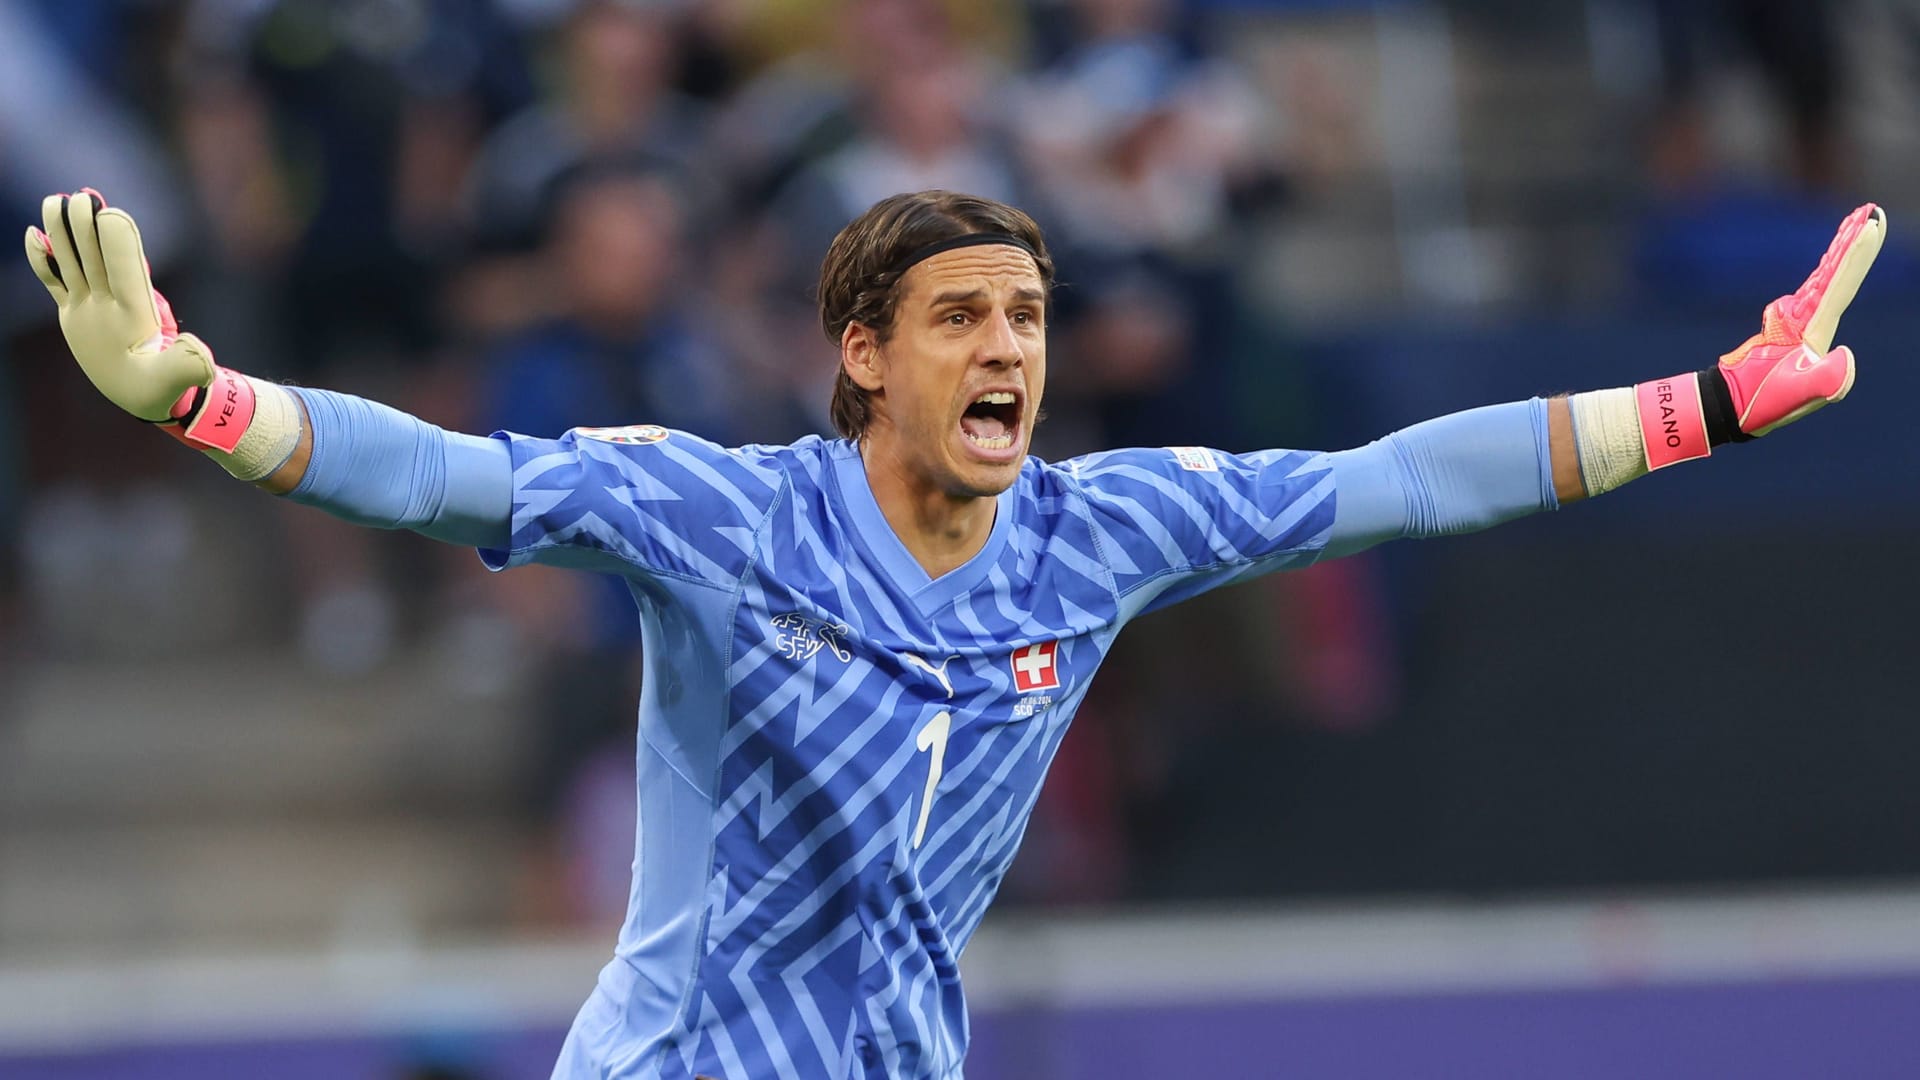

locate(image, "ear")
(841, 322), (886, 392)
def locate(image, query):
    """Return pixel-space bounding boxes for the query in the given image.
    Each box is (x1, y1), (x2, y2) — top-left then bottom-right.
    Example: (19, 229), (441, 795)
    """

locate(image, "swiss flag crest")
(1010, 640), (1061, 693)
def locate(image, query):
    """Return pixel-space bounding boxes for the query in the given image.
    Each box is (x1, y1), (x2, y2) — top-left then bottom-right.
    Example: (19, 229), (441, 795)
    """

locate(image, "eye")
(1011, 310), (1034, 325)
(946, 311), (971, 327)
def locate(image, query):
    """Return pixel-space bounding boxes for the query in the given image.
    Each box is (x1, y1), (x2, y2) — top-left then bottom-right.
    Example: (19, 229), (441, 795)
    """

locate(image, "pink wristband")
(1633, 375), (1710, 471)
(161, 366), (257, 454)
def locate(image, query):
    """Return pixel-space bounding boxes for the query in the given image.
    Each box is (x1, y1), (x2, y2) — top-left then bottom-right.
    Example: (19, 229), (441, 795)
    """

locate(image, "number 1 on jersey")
(912, 710), (951, 850)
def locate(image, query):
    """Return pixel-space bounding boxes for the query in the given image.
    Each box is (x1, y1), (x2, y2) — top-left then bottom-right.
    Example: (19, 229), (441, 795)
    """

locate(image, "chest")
(735, 585), (1088, 739)
(722, 559), (1106, 843)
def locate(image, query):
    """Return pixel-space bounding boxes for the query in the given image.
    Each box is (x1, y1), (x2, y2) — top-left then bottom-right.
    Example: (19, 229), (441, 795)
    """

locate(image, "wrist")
(1568, 387), (1645, 497)
(1568, 368), (1748, 497)
(156, 369), (302, 481)
(157, 365), (256, 453)
(1630, 373), (1711, 471)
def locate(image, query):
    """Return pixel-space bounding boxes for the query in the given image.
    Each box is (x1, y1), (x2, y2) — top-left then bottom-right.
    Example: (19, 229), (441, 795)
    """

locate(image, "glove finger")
(151, 330), (218, 400)
(24, 227), (68, 303)
(96, 208), (161, 328)
(40, 193), (88, 300)
(66, 190), (112, 302)
(1799, 206), (1885, 355)
(114, 331), (216, 421)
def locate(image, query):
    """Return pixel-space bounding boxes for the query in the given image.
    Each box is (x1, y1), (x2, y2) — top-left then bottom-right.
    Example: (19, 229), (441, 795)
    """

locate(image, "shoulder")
(1057, 444), (1329, 494)
(499, 425), (792, 505)
(726, 433), (841, 493)
(1036, 444), (1335, 544)
(1001, 455), (1120, 554)
(1034, 445), (1217, 501)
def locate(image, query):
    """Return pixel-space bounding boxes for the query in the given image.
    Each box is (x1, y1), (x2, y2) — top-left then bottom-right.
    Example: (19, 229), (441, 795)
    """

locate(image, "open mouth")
(960, 390), (1021, 453)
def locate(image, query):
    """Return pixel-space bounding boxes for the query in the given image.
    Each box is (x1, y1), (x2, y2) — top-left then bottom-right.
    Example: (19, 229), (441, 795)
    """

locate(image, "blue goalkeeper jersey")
(483, 427), (1336, 1079)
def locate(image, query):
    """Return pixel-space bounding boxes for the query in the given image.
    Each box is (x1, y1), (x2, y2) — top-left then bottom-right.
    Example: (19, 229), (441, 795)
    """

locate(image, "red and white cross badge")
(1010, 641), (1060, 693)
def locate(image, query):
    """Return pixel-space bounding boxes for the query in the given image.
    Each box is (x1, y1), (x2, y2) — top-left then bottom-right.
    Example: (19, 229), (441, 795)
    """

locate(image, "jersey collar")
(828, 440), (1016, 619)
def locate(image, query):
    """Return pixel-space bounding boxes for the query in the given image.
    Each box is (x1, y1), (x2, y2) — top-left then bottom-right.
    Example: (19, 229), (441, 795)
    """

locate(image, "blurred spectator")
(0, 338), (17, 652)
(1017, 0), (1276, 258)
(773, 53), (1029, 272)
(463, 0), (711, 254)
(478, 165), (738, 442)
(1014, 0), (1283, 451)
(0, 0), (190, 272)
(694, 0), (973, 215)
(1648, 0), (1843, 194)
(1629, 2), (1899, 309)
(180, 0), (534, 377)
(15, 0), (1903, 959)
(470, 164), (743, 926)
(753, 0), (1029, 271)
(691, 213), (840, 442)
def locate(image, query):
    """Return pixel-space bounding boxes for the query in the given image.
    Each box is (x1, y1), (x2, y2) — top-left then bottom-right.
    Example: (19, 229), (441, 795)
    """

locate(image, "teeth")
(965, 431), (1015, 451)
(974, 391), (1016, 405)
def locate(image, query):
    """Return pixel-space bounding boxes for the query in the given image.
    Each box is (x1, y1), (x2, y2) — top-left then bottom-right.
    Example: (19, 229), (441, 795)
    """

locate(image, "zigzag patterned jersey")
(483, 428), (1336, 1079)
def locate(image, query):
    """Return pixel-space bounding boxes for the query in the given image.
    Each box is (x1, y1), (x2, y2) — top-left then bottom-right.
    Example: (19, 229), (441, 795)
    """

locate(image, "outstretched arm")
(25, 189), (511, 548)
(271, 389), (509, 549)
(1321, 396), (1575, 560)
(1321, 203), (1885, 558)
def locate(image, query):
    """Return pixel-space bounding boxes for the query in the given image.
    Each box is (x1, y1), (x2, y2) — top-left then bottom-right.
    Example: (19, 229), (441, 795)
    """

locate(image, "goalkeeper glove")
(24, 189), (300, 481)
(1706, 201), (1885, 439)
(1573, 203), (1886, 494)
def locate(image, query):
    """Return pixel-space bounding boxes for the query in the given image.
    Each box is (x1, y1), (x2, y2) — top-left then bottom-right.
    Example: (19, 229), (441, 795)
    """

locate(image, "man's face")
(845, 244), (1047, 499)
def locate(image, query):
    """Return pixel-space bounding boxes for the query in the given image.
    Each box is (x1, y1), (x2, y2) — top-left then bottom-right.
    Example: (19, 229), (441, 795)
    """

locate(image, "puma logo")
(903, 654), (957, 699)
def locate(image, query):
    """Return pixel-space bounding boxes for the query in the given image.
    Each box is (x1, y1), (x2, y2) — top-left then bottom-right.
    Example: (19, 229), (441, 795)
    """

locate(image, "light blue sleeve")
(1321, 397), (1558, 559)
(285, 388), (511, 550)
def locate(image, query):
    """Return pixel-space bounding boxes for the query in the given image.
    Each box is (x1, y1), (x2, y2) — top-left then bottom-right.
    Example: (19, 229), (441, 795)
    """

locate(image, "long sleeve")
(286, 388), (512, 551)
(1322, 398), (1558, 559)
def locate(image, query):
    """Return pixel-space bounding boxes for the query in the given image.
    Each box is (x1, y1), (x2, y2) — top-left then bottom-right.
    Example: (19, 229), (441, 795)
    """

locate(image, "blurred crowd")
(1, 0), (1908, 936)
(2, 0), (1324, 931)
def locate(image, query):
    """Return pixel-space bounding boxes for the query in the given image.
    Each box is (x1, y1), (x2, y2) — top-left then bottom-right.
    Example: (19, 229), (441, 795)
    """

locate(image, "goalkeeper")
(24, 188), (1885, 1080)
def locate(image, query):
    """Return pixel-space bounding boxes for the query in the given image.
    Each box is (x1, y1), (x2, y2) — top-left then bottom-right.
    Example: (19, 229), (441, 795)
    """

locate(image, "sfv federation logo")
(770, 612), (851, 663)
(575, 424), (668, 445)
(1011, 640), (1060, 693)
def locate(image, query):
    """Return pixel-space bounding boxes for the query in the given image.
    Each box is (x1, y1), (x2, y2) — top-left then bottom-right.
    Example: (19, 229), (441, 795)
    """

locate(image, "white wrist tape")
(204, 376), (302, 482)
(1568, 387), (1648, 497)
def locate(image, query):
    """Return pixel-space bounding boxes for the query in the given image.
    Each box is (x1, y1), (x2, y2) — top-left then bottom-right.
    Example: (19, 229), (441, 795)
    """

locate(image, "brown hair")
(818, 190), (1054, 440)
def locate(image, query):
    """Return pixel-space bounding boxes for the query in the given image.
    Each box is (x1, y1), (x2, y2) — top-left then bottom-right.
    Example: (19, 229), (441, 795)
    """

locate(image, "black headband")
(887, 233), (1037, 279)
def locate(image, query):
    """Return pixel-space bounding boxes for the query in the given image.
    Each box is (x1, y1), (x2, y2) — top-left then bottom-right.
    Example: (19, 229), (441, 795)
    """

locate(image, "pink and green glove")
(24, 189), (301, 480)
(1645, 203), (1886, 468)
(1574, 203), (1887, 496)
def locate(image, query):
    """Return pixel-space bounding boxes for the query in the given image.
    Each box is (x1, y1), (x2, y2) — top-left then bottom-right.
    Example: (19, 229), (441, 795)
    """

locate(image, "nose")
(978, 309), (1024, 368)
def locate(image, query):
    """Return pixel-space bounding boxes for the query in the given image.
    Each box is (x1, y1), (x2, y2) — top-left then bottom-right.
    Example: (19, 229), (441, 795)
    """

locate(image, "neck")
(858, 435), (997, 579)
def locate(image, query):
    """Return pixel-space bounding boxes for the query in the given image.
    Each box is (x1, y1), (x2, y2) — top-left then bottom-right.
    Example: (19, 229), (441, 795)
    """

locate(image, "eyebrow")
(928, 287), (1046, 306)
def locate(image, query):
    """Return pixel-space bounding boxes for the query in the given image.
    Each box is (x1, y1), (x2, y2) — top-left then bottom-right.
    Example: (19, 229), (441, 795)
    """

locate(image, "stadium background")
(3, 0), (1920, 1076)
